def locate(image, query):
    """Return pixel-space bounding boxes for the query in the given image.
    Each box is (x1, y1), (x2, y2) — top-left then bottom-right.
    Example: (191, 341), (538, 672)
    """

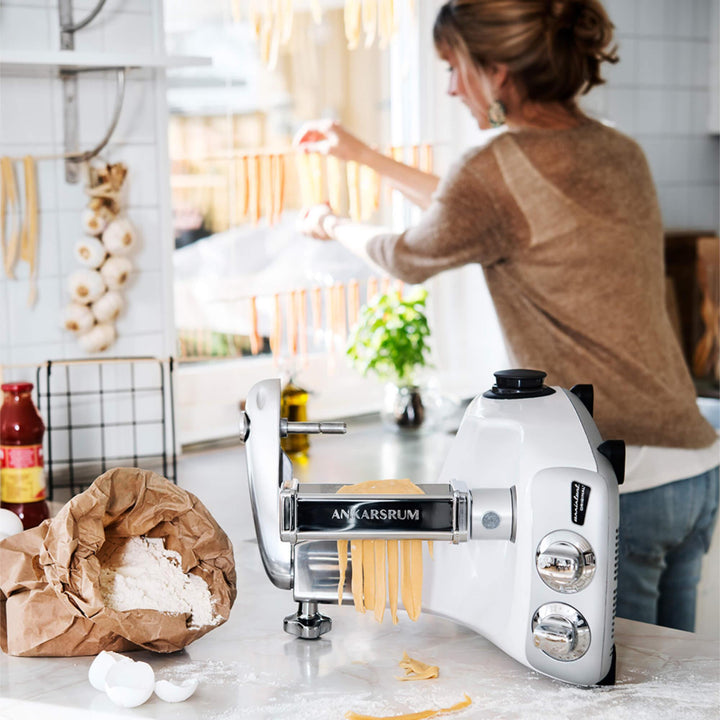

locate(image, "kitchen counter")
(1, 416), (718, 720)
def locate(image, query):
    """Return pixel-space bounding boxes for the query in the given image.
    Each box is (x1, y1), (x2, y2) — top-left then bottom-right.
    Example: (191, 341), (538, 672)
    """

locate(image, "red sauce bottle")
(0, 382), (49, 529)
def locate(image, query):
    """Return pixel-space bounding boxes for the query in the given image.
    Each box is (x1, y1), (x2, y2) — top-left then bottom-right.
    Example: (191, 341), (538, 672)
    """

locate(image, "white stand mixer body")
(424, 387), (618, 686)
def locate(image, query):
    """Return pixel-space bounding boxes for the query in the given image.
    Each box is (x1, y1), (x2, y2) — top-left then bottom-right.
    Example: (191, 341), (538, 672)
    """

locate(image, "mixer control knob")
(536, 531), (596, 593)
(531, 603), (591, 661)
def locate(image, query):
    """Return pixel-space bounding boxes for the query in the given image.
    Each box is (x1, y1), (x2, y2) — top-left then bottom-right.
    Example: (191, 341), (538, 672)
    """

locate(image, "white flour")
(99, 535), (217, 628)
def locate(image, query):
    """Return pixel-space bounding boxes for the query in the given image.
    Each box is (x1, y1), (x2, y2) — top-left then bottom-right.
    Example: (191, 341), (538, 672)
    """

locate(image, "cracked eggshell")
(91, 291), (124, 323)
(102, 217), (137, 256)
(74, 236), (107, 269)
(63, 302), (95, 333)
(88, 651), (134, 692)
(0, 508), (24, 540)
(100, 256), (133, 290)
(78, 322), (116, 353)
(81, 207), (110, 237)
(154, 678), (199, 703)
(69, 269), (107, 305)
(104, 660), (155, 708)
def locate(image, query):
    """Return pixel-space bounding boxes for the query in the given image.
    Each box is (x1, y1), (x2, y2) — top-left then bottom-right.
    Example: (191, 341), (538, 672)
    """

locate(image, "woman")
(295, 0), (719, 633)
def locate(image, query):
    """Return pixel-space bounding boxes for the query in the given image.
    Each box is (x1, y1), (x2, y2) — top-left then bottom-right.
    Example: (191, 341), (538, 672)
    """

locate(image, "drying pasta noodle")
(309, 152), (324, 205)
(249, 295), (261, 355)
(381, 276), (392, 294)
(296, 153), (313, 208)
(345, 694), (472, 720)
(345, 0), (362, 49)
(419, 144), (434, 173)
(395, 279), (405, 296)
(270, 292), (282, 362)
(297, 288), (309, 363)
(346, 161), (361, 222)
(336, 282), (348, 341)
(359, 165), (380, 221)
(1, 156), (20, 278)
(249, 155), (261, 225)
(410, 145), (420, 169)
(325, 285), (335, 354)
(336, 478), (428, 624)
(272, 153), (285, 224)
(396, 651), (439, 681)
(21, 156), (39, 306)
(311, 285), (323, 339)
(348, 279), (361, 327)
(236, 155), (249, 221)
(362, 0), (378, 48)
(310, 0), (323, 23)
(378, 0), (393, 48)
(261, 154), (274, 224)
(326, 155), (343, 214)
(367, 276), (379, 302)
(279, 0), (293, 45)
(286, 290), (298, 357)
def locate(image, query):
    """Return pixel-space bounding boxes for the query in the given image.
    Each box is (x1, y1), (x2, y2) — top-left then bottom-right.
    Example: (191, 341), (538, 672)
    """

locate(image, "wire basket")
(35, 356), (176, 500)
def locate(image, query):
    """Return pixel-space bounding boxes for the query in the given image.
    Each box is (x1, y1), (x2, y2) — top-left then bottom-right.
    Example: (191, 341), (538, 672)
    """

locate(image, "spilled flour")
(99, 535), (217, 628)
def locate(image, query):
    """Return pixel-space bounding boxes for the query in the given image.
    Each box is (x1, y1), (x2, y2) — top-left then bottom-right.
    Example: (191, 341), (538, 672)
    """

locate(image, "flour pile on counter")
(99, 536), (217, 628)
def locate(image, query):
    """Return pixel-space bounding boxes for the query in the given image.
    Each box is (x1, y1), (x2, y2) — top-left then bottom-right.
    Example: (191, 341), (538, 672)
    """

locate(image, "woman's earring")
(488, 99), (507, 128)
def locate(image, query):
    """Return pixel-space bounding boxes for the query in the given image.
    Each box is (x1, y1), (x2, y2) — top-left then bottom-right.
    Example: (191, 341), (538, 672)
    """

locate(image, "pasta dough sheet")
(396, 651), (439, 681)
(336, 478), (430, 623)
(344, 694), (472, 720)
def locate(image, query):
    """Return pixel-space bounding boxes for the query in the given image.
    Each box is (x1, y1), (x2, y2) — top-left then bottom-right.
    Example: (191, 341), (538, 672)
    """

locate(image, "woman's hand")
(293, 119), (369, 164)
(296, 203), (339, 240)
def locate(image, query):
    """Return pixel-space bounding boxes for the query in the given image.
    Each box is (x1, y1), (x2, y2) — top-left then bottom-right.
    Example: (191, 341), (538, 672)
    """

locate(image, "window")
(164, 1), (507, 443)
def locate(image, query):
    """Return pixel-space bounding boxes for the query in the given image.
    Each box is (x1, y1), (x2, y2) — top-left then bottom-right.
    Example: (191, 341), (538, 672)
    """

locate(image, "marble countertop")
(1, 417), (719, 720)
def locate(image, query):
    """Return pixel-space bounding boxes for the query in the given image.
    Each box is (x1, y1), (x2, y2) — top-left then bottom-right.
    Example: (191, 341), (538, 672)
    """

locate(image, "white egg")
(154, 677), (199, 703)
(104, 660), (155, 708)
(0, 508), (24, 539)
(88, 650), (134, 692)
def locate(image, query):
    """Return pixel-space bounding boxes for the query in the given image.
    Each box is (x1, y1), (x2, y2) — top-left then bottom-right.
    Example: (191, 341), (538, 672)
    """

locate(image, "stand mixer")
(239, 369), (624, 686)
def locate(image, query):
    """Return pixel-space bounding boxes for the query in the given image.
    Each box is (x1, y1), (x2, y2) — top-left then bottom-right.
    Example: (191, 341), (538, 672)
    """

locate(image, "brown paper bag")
(0, 468), (236, 657)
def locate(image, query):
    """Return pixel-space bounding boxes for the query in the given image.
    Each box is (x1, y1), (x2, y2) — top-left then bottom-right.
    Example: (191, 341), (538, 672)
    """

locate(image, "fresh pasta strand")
(261, 154), (274, 224)
(249, 296), (261, 355)
(345, 0), (362, 50)
(21, 156), (39, 307)
(249, 155), (261, 225)
(270, 292), (282, 363)
(297, 288), (309, 366)
(237, 155), (249, 221)
(346, 161), (361, 222)
(308, 152), (324, 205)
(296, 153), (313, 208)
(362, 0), (378, 48)
(1, 157), (20, 279)
(326, 155), (343, 214)
(419, 143), (434, 173)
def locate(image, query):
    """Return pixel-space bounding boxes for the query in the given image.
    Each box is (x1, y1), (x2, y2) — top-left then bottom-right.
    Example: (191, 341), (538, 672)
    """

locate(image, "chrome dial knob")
(536, 531), (596, 593)
(531, 603), (591, 661)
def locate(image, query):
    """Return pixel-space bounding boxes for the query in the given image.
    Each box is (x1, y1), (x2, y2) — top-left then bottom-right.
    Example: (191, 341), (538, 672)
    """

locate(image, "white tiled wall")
(0, 0), (174, 378)
(585, 0), (720, 231)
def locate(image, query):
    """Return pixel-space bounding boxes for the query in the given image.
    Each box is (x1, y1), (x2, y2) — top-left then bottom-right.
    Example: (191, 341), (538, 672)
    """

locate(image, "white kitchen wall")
(0, 0), (175, 376)
(589, 0), (720, 231)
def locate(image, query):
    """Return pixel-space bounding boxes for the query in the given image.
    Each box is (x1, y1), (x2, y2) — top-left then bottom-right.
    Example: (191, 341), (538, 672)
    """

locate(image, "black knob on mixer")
(483, 369), (556, 400)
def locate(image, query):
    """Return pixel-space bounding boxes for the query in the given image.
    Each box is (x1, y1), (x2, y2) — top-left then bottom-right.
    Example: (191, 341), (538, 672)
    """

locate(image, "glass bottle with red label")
(0, 382), (49, 529)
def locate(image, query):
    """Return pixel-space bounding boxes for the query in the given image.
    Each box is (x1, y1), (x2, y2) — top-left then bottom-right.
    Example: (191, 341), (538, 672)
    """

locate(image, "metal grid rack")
(35, 356), (176, 499)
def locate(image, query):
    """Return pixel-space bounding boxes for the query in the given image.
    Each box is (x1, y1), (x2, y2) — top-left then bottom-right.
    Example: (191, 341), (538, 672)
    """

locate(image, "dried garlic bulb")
(100, 256), (133, 290)
(63, 302), (95, 334)
(74, 236), (107, 269)
(69, 268), (106, 305)
(102, 217), (137, 256)
(91, 290), (124, 323)
(78, 322), (116, 353)
(81, 207), (111, 236)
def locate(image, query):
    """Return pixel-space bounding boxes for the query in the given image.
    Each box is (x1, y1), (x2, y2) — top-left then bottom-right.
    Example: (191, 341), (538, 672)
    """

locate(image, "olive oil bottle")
(280, 379), (310, 455)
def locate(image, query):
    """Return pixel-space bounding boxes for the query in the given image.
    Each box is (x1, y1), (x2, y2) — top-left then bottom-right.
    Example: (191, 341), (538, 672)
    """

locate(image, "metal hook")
(60, 0), (108, 35)
(65, 68), (127, 166)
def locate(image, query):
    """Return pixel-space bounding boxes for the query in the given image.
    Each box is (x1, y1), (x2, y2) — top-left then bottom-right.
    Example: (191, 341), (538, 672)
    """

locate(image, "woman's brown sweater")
(366, 119), (716, 449)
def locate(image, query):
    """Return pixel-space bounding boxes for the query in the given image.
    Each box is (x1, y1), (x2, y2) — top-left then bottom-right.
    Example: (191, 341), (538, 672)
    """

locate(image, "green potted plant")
(346, 287), (432, 429)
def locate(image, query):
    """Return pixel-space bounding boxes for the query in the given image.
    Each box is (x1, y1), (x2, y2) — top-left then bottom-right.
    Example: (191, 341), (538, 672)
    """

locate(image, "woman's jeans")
(617, 466), (719, 632)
